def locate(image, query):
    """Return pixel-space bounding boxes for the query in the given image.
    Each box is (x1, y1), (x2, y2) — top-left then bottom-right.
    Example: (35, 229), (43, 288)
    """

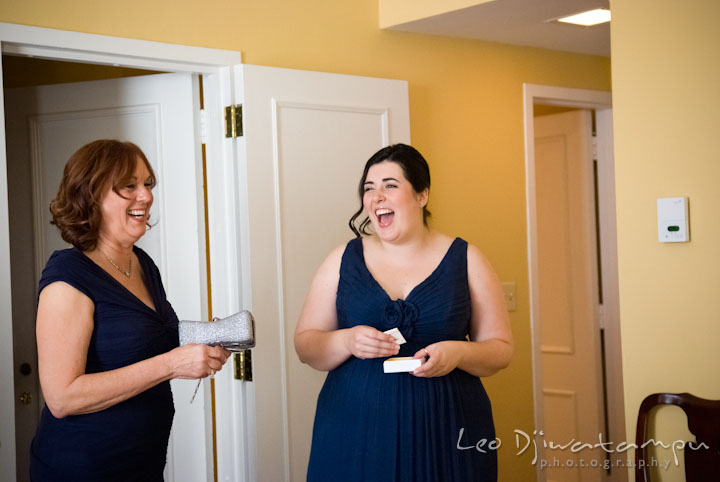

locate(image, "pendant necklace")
(102, 250), (132, 278)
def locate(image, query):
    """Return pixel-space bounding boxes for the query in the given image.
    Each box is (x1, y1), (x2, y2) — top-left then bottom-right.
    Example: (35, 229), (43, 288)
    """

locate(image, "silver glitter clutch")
(179, 310), (255, 352)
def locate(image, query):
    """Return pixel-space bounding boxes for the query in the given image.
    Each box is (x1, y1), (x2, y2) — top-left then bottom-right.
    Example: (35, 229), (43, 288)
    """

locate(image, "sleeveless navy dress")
(30, 246), (179, 481)
(307, 237), (497, 482)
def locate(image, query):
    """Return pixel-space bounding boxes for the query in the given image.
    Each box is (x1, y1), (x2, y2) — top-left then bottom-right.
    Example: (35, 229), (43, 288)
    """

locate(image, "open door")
(523, 84), (623, 482)
(0, 48), (17, 481)
(534, 110), (605, 482)
(0, 23), (244, 482)
(4, 71), (214, 481)
(212, 65), (410, 482)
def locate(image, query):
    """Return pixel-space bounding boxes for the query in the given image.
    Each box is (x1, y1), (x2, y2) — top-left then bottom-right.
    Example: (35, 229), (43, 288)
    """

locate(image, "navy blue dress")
(307, 237), (497, 482)
(30, 246), (179, 481)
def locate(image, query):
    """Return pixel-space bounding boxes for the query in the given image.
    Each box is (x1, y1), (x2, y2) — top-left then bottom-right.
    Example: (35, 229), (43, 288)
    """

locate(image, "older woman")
(30, 140), (230, 481)
(294, 144), (513, 481)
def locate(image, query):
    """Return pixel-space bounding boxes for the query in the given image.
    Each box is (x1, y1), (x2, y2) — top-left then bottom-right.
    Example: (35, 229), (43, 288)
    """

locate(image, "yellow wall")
(611, 0), (720, 480)
(0, 1), (611, 480)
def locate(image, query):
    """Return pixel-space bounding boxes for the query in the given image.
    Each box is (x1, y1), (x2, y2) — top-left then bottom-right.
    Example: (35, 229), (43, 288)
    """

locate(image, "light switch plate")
(501, 282), (517, 311)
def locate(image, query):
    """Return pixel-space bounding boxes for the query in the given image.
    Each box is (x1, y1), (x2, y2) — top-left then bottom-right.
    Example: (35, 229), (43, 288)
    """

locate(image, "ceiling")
(384, 0), (611, 57)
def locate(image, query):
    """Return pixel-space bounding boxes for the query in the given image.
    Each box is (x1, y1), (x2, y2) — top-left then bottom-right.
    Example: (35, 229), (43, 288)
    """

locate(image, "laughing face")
(98, 158), (155, 247)
(362, 161), (428, 242)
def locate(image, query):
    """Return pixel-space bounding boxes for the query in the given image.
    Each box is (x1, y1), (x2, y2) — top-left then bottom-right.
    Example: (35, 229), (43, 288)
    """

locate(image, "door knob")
(20, 392), (32, 405)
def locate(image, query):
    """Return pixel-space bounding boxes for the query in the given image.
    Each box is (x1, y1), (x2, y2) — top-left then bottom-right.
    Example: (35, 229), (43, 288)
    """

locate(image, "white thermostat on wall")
(657, 197), (689, 243)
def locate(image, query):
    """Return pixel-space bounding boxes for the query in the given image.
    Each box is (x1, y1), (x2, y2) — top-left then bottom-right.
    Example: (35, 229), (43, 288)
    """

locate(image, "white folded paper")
(383, 357), (423, 373)
(383, 327), (406, 345)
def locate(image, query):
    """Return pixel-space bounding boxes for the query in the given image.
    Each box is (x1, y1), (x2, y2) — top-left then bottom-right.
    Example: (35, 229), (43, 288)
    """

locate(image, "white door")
(534, 110), (605, 481)
(213, 65), (410, 482)
(4, 72), (213, 481)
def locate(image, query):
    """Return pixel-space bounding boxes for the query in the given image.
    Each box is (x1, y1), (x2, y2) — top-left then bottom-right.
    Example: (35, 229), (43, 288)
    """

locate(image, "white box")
(383, 357), (423, 374)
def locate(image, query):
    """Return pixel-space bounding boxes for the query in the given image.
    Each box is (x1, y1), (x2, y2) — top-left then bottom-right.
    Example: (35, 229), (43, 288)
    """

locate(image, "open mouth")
(375, 208), (394, 228)
(128, 209), (146, 221)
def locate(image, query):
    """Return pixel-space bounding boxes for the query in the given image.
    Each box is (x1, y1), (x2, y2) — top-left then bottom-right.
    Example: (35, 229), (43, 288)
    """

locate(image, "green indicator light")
(668, 226), (680, 232)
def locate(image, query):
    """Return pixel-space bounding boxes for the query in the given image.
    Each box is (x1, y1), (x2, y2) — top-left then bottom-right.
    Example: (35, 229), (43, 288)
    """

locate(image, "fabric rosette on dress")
(380, 299), (419, 339)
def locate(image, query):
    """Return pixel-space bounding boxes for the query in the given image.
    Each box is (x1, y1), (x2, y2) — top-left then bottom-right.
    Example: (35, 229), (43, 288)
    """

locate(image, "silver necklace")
(102, 250), (132, 278)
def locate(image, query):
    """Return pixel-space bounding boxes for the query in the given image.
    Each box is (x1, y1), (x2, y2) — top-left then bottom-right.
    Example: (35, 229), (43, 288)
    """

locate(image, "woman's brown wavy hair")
(50, 139), (156, 251)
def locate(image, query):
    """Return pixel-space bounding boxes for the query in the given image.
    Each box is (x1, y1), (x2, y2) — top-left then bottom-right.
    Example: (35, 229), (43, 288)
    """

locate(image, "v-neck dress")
(306, 237), (497, 482)
(30, 246), (179, 481)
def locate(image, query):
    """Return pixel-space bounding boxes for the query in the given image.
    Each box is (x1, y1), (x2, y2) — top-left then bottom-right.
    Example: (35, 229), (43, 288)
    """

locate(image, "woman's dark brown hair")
(50, 139), (156, 251)
(348, 143), (431, 237)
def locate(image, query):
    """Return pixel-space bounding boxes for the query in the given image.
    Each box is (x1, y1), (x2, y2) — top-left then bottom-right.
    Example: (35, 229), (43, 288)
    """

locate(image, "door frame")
(523, 84), (625, 482)
(0, 22), (250, 482)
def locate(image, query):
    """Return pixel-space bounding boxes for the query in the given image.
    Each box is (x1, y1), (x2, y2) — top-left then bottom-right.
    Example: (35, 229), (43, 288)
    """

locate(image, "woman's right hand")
(343, 325), (399, 359)
(166, 344), (231, 379)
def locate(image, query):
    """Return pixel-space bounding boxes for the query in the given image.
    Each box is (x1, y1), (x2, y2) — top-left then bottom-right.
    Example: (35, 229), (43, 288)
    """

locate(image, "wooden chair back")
(635, 392), (720, 482)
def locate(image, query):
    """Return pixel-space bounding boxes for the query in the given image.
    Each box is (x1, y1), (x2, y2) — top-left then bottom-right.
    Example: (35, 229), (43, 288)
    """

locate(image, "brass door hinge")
(224, 104), (243, 138)
(233, 349), (253, 381)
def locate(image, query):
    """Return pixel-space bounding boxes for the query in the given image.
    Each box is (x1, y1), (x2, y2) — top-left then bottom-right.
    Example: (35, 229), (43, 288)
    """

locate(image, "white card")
(383, 327), (406, 345)
(383, 357), (423, 373)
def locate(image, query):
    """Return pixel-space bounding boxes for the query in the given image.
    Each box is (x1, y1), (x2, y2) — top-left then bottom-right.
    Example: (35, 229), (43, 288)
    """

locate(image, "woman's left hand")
(410, 341), (462, 378)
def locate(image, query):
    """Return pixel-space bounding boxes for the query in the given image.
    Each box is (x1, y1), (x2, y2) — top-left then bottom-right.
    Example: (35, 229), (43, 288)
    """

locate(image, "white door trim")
(523, 84), (625, 482)
(0, 22), (240, 73)
(0, 51), (16, 481)
(594, 108), (626, 482)
(211, 66), (256, 482)
(0, 22), (247, 482)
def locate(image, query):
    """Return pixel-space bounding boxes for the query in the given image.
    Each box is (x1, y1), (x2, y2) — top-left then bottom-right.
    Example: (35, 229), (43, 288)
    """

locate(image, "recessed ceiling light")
(557, 8), (611, 27)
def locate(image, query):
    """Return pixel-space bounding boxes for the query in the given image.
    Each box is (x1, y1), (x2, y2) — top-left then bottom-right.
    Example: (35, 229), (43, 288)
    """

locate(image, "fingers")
(169, 344), (233, 379)
(360, 329), (399, 358)
(370, 334), (401, 355)
(411, 345), (442, 378)
(412, 358), (434, 377)
(412, 347), (430, 360)
(363, 327), (397, 345)
(204, 347), (231, 377)
(411, 342), (461, 377)
(411, 349), (433, 377)
(354, 339), (399, 359)
(208, 346), (232, 363)
(347, 326), (400, 359)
